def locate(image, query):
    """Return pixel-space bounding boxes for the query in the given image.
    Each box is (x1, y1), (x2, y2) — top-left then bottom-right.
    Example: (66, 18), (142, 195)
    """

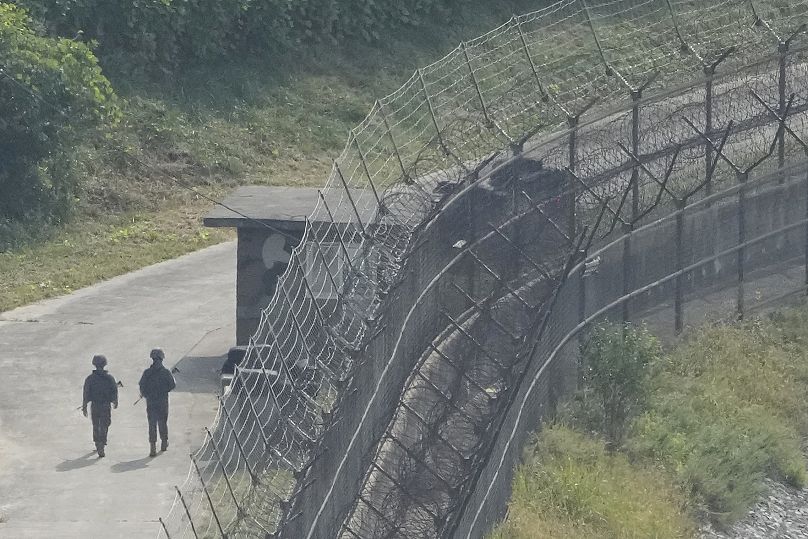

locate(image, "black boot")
(96, 444), (105, 458)
(160, 439), (168, 452)
(149, 442), (157, 457)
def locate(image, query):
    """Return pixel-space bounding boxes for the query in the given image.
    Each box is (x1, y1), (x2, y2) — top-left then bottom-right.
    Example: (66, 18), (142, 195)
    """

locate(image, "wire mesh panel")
(159, 1), (808, 538)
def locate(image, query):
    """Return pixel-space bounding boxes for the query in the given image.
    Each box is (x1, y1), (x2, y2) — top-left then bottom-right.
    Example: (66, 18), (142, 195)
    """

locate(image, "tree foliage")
(577, 323), (660, 448)
(19, 0), (464, 67)
(0, 3), (117, 239)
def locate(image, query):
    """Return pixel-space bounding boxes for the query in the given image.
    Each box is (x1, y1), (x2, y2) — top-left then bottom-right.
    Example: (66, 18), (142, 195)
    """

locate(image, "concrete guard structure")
(204, 186), (370, 345)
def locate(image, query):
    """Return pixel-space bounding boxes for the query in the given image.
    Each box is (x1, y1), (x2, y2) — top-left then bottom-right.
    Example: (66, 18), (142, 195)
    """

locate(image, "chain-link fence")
(159, 1), (808, 538)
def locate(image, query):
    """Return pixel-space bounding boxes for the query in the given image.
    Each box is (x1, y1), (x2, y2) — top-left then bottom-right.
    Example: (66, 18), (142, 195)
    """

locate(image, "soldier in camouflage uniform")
(82, 355), (118, 458)
(139, 348), (176, 457)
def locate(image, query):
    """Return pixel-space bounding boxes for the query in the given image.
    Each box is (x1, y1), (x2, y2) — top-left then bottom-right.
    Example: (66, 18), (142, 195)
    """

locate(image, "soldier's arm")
(82, 377), (90, 407)
(111, 375), (119, 407)
(82, 377), (90, 416)
(167, 370), (176, 392)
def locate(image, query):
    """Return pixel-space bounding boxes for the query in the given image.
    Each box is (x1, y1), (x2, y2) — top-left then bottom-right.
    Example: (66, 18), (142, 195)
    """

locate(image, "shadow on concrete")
(110, 456), (154, 473)
(172, 355), (224, 394)
(55, 451), (98, 472)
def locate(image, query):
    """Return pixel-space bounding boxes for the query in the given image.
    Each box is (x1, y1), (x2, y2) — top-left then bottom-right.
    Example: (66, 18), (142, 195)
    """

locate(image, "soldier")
(82, 355), (118, 458)
(138, 348), (176, 457)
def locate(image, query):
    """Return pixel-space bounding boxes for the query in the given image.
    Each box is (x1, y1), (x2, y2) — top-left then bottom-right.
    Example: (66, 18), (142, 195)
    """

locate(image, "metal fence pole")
(631, 90), (641, 220)
(461, 42), (491, 126)
(334, 163), (369, 239)
(577, 262), (587, 383)
(705, 71), (714, 201)
(674, 198), (686, 334)
(175, 486), (200, 539)
(567, 116), (578, 238)
(804, 164), (808, 295)
(622, 223), (632, 324)
(318, 190), (355, 274)
(737, 172), (748, 319)
(191, 455), (228, 538)
(418, 68), (449, 155)
(205, 428), (245, 520)
(218, 396), (259, 484)
(778, 45), (788, 172)
(351, 130), (383, 208)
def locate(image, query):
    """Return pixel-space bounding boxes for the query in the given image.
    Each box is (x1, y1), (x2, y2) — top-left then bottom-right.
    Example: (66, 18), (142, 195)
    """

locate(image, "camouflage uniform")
(139, 357), (176, 453)
(83, 369), (118, 454)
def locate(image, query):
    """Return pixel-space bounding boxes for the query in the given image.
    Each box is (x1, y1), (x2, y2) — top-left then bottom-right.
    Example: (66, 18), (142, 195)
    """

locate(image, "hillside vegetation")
(0, 0), (535, 311)
(492, 308), (808, 537)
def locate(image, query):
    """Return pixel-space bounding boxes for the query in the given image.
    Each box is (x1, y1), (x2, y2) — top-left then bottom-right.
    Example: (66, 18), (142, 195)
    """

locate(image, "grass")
(0, 197), (231, 312)
(0, 0), (537, 312)
(1, 0), (801, 311)
(489, 426), (695, 539)
(493, 308), (808, 537)
(629, 314), (808, 525)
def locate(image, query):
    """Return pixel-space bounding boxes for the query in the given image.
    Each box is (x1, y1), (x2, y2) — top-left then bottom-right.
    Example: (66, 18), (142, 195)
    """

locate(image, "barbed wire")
(160, 1), (808, 538)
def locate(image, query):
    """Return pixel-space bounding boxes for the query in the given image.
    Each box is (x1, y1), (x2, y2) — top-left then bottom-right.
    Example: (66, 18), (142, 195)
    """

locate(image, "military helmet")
(150, 348), (165, 361)
(92, 354), (108, 368)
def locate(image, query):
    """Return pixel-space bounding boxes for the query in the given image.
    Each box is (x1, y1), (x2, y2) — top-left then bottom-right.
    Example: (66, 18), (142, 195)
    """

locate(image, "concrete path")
(0, 241), (236, 538)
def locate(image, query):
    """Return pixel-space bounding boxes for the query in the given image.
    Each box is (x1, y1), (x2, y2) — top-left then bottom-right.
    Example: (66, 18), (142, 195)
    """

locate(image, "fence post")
(804, 164), (808, 295)
(218, 396), (259, 484)
(567, 115), (578, 238)
(335, 163), (369, 239)
(461, 42), (491, 126)
(622, 222), (632, 323)
(191, 455), (228, 538)
(318, 190), (355, 274)
(418, 68), (449, 155)
(737, 172), (748, 320)
(631, 90), (641, 220)
(704, 68), (715, 201)
(175, 486), (200, 539)
(351, 130), (383, 208)
(205, 427), (245, 521)
(377, 102), (409, 182)
(674, 198), (686, 334)
(778, 44), (787, 172)
(158, 517), (172, 539)
(577, 260), (587, 383)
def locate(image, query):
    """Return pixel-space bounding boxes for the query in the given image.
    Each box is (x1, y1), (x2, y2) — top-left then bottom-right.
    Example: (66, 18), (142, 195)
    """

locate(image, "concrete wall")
(235, 228), (299, 345)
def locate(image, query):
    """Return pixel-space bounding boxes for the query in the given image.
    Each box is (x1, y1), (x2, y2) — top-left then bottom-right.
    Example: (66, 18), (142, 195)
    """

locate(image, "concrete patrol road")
(0, 241), (235, 538)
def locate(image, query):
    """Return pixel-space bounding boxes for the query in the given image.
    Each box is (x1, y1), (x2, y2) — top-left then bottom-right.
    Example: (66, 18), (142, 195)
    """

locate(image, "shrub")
(628, 319), (808, 526)
(0, 3), (117, 246)
(575, 323), (660, 448)
(19, 0), (464, 68)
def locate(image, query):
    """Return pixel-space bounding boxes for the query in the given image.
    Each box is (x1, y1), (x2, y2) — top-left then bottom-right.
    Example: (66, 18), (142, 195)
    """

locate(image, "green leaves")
(578, 323), (661, 448)
(0, 3), (117, 237)
(18, 0), (459, 68)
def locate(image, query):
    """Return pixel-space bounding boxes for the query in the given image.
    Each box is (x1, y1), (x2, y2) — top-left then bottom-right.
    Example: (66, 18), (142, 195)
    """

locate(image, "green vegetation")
(493, 311), (808, 537)
(631, 316), (808, 525)
(577, 324), (660, 448)
(20, 0), (470, 69)
(0, 3), (117, 246)
(0, 198), (229, 311)
(0, 0), (536, 312)
(490, 426), (695, 539)
(0, 0), (802, 312)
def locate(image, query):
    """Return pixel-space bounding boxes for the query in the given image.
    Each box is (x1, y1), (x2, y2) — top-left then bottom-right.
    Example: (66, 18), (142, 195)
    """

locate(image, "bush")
(0, 3), (117, 246)
(19, 0), (464, 68)
(628, 319), (808, 526)
(574, 323), (660, 448)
